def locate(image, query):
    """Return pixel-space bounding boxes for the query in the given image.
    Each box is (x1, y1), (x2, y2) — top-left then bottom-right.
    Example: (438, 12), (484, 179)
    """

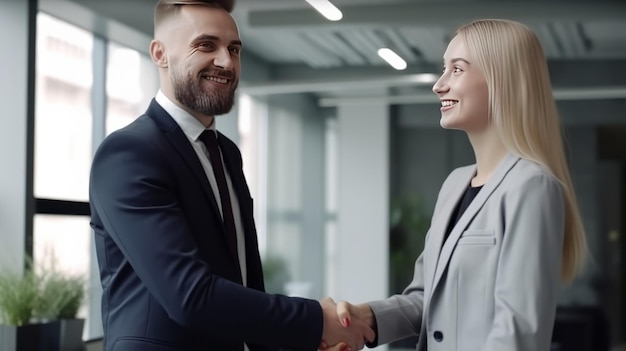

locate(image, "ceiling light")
(377, 48), (407, 70)
(305, 0), (343, 21)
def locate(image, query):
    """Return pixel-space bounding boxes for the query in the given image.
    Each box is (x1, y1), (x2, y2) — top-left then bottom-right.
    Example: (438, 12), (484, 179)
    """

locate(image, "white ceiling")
(62, 0), (626, 66)
(241, 0), (626, 67)
(51, 0), (626, 101)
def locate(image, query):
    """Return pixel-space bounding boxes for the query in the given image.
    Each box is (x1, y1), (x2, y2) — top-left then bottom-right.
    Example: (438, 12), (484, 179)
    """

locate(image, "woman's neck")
(468, 129), (508, 187)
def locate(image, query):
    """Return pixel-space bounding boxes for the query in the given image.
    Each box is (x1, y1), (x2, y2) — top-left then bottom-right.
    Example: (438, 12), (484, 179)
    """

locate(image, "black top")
(444, 184), (483, 242)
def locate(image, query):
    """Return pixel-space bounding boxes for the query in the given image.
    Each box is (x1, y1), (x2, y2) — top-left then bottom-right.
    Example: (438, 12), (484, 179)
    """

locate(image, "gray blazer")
(369, 154), (565, 351)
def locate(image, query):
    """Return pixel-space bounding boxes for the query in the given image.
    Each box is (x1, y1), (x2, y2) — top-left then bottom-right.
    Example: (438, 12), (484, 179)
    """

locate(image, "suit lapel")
(217, 134), (255, 250)
(218, 132), (265, 291)
(429, 153), (520, 295)
(146, 100), (222, 222)
(217, 133), (250, 226)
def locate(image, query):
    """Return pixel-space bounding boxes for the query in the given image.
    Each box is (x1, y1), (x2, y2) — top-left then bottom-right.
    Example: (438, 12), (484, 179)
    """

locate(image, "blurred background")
(1, 0), (625, 350)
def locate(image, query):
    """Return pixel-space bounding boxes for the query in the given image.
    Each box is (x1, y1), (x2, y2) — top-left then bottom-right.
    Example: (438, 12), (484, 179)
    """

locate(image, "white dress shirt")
(155, 90), (248, 286)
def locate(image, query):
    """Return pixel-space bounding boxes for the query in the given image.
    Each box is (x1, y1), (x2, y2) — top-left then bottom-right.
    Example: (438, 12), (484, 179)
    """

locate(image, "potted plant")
(34, 264), (86, 351)
(389, 194), (429, 295)
(262, 254), (290, 295)
(388, 194), (429, 349)
(0, 267), (42, 351)
(0, 258), (86, 351)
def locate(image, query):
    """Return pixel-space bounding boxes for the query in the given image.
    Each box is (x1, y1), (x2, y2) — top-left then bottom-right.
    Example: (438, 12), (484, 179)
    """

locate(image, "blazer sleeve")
(367, 251), (425, 346)
(486, 173), (565, 351)
(90, 129), (322, 350)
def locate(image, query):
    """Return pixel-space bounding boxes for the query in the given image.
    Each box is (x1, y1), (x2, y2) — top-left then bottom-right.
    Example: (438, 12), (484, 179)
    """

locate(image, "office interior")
(0, 0), (625, 350)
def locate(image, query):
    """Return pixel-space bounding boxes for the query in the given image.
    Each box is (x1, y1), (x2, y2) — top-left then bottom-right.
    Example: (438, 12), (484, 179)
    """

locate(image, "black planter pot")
(41, 319), (85, 351)
(0, 319), (84, 351)
(0, 322), (50, 351)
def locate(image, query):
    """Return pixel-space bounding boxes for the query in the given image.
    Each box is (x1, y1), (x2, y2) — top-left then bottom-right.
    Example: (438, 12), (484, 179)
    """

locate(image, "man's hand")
(319, 297), (375, 351)
(320, 342), (349, 351)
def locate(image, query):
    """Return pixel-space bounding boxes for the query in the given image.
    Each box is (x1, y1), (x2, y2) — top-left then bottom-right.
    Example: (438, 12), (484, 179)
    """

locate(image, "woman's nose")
(432, 75), (448, 95)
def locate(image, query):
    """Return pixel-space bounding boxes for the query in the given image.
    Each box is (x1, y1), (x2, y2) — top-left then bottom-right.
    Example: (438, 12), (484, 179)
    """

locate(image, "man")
(89, 1), (373, 350)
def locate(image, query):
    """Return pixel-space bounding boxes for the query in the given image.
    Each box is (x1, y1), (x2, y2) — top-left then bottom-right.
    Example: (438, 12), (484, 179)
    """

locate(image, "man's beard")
(171, 66), (238, 116)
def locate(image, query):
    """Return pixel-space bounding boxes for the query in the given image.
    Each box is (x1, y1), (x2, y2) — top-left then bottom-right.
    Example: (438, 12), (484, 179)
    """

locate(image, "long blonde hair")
(456, 19), (587, 282)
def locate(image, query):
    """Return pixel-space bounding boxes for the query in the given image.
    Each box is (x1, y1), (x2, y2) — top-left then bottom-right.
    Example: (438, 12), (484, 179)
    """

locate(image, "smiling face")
(432, 34), (489, 133)
(152, 5), (241, 120)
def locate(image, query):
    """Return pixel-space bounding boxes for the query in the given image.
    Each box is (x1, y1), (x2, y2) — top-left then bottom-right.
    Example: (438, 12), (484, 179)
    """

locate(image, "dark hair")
(154, 0), (235, 32)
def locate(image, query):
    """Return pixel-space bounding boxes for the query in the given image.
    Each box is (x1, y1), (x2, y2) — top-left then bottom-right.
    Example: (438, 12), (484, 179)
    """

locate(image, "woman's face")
(432, 34), (490, 133)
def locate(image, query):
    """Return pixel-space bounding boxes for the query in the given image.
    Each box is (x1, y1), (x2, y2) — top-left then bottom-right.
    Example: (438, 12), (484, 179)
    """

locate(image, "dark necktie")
(199, 130), (240, 271)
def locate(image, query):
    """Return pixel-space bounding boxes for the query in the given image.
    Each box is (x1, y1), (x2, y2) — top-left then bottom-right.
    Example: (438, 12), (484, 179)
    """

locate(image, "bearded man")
(88, 1), (374, 351)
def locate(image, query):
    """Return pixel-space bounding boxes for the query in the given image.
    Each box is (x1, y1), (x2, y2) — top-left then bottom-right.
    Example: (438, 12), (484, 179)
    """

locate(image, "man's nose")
(213, 47), (234, 70)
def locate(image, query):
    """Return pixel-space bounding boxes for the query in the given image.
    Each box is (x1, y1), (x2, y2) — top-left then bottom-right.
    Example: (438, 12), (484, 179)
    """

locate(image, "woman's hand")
(318, 299), (377, 350)
(336, 301), (376, 333)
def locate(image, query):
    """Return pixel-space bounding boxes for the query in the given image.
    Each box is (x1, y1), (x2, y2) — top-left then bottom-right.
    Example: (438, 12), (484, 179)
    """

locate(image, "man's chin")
(197, 102), (234, 117)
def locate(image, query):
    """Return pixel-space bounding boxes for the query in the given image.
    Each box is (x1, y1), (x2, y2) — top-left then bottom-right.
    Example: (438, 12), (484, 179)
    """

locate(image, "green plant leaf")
(0, 270), (39, 326)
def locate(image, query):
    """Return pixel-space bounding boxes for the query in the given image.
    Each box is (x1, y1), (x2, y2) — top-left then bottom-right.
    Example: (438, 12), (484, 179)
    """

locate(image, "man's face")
(164, 5), (242, 117)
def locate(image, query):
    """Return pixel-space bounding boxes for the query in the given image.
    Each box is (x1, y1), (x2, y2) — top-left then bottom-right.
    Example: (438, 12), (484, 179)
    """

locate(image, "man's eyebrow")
(192, 34), (242, 46)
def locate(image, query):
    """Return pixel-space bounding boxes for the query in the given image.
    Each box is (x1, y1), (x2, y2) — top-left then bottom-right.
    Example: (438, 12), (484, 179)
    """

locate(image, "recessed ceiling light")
(377, 48), (407, 70)
(305, 0), (343, 21)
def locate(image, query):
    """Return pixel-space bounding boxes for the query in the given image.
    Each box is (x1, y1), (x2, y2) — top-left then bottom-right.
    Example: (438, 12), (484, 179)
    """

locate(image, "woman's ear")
(150, 40), (167, 68)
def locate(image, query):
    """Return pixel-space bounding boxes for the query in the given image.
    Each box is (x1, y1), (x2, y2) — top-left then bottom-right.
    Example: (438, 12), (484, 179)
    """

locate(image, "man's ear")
(150, 40), (168, 68)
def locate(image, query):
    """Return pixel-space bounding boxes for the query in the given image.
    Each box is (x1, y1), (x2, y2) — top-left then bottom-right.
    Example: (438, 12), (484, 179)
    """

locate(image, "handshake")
(318, 297), (376, 351)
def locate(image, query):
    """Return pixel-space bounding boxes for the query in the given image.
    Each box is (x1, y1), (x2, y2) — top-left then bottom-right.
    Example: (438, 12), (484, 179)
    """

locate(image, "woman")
(326, 19), (588, 351)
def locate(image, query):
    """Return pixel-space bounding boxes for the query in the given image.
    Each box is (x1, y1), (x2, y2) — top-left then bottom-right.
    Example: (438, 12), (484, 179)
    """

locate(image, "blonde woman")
(324, 19), (588, 351)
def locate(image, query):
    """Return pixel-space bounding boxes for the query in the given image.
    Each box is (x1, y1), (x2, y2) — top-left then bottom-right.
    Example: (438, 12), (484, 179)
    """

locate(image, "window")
(106, 41), (157, 135)
(33, 215), (92, 318)
(34, 12), (159, 341)
(35, 13), (93, 202)
(261, 95), (327, 299)
(34, 11), (94, 337)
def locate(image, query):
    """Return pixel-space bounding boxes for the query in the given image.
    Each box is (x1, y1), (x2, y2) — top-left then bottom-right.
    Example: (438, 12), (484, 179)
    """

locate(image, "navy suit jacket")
(90, 100), (322, 351)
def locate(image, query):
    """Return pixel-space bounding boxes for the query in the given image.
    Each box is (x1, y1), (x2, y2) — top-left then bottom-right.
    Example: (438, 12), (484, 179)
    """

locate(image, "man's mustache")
(201, 69), (235, 80)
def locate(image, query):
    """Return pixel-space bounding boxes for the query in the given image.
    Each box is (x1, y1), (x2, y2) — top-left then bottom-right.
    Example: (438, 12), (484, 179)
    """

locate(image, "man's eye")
(230, 47), (241, 55)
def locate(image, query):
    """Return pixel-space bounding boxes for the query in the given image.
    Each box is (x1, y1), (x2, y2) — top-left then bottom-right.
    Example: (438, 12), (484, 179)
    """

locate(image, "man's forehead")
(169, 5), (239, 35)
(168, 1), (234, 13)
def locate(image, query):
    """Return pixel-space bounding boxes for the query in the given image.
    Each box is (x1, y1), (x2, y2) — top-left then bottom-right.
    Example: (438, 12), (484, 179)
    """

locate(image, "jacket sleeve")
(367, 251), (425, 346)
(486, 173), (565, 351)
(90, 129), (322, 350)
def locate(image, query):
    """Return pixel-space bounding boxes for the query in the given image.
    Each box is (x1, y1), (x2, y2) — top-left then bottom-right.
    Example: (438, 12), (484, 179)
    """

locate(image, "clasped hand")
(318, 297), (375, 351)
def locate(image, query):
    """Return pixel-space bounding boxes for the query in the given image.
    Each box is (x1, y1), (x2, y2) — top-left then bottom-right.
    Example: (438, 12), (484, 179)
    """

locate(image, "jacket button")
(434, 331), (444, 342)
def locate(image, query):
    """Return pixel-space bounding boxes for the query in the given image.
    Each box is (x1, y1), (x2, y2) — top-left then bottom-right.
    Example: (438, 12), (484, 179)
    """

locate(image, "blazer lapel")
(146, 100), (222, 221)
(429, 153), (520, 295)
(428, 167), (473, 267)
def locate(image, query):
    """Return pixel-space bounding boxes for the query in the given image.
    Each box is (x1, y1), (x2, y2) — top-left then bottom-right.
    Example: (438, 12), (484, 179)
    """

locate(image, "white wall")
(334, 102), (390, 317)
(0, 0), (36, 275)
